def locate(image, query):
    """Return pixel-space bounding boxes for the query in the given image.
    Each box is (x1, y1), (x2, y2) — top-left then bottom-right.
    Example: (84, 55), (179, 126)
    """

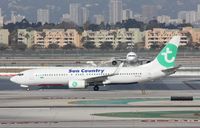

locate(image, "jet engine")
(68, 80), (87, 89)
(111, 60), (118, 66)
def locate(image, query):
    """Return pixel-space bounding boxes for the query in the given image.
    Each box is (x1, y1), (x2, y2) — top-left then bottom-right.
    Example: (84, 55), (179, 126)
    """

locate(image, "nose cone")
(10, 76), (19, 84)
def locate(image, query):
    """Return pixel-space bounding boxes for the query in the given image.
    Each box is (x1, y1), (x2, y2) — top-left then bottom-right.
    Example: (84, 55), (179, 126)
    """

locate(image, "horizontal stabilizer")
(162, 65), (181, 75)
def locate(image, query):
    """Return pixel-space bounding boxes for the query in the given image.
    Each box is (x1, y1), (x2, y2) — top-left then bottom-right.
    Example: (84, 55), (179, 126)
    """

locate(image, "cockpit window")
(128, 55), (136, 57)
(17, 73), (24, 76)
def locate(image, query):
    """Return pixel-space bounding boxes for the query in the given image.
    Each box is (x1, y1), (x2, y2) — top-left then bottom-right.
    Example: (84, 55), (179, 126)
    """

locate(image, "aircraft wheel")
(112, 61), (117, 65)
(93, 86), (99, 91)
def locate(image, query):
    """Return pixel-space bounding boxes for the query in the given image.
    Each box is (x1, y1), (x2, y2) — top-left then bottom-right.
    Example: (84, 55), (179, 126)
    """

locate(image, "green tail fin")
(156, 36), (180, 68)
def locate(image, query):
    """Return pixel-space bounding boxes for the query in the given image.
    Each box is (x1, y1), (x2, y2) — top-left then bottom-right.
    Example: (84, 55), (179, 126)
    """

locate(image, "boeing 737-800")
(10, 36), (181, 91)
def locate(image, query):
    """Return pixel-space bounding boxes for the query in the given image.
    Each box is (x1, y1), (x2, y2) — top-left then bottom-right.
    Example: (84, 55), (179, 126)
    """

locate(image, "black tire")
(93, 86), (99, 91)
(112, 61), (117, 65)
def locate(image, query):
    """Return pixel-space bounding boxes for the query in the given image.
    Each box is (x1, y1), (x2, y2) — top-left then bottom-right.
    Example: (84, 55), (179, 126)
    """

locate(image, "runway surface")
(0, 90), (200, 128)
(0, 75), (200, 128)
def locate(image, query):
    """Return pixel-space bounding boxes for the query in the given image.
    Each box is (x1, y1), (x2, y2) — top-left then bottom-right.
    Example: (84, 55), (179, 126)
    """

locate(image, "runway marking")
(69, 98), (169, 105)
(0, 105), (200, 108)
(93, 111), (200, 119)
(0, 121), (59, 125)
(141, 119), (200, 123)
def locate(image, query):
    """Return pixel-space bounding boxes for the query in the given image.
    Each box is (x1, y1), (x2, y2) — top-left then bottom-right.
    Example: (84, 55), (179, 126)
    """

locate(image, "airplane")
(10, 36), (181, 91)
(88, 52), (151, 67)
(110, 51), (150, 66)
(110, 40), (151, 66)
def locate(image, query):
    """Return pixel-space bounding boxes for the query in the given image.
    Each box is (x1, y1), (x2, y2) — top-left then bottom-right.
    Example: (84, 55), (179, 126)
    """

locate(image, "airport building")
(182, 27), (200, 44)
(82, 28), (144, 48)
(16, 28), (200, 49)
(34, 29), (81, 48)
(145, 28), (188, 49)
(18, 29), (81, 48)
(0, 29), (9, 46)
(18, 29), (35, 48)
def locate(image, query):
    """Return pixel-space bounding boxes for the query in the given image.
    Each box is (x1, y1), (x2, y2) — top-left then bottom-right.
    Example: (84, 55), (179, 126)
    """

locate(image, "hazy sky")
(0, 0), (200, 23)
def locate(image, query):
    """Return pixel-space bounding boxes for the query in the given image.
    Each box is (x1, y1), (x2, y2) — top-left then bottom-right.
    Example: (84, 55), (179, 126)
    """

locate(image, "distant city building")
(0, 8), (3, 27)
(157, 15), (182, 24)
(197, 4), (200, 12)
(11, 11), (25, 24)
(69, 3), (81, 25)
(178, 10), (198, 24)
(81, 7), (89, 25)
(37, 9), (49, 24)
(168, 18), (183, 24)
(93, 15), (105, 24)
(109, 0), (123, 24)
(133, 14), (147, 22)
(61, 13), (71, 22)
(196, 5), (200, 22)
(122, 9), (133, 21)
(157, 15), (171, 24)
(145, 28), (188, 49)
(0, 16), (3, 27)
(0, 29), (9, 46)
(82, 28), (144, 48)
(185, 11), (196, 24)
(178, 11), (187, 22)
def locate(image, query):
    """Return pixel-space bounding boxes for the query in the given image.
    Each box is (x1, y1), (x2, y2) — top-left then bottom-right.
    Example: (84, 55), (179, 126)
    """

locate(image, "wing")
(114, 57), (126, 62)
(85, 63), (124, 85)
(85, 74), (114, 84)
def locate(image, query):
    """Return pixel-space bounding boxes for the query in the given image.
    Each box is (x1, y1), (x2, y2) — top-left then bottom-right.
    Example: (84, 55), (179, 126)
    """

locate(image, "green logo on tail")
(157, 43), (178, 68)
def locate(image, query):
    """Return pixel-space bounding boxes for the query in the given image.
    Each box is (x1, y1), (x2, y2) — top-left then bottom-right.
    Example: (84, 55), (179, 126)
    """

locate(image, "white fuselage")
(10, 62), (166, 87)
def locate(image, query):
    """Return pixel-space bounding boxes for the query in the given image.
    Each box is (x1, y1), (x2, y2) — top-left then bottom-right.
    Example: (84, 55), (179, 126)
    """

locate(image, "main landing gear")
(93, 85), (99, 91)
